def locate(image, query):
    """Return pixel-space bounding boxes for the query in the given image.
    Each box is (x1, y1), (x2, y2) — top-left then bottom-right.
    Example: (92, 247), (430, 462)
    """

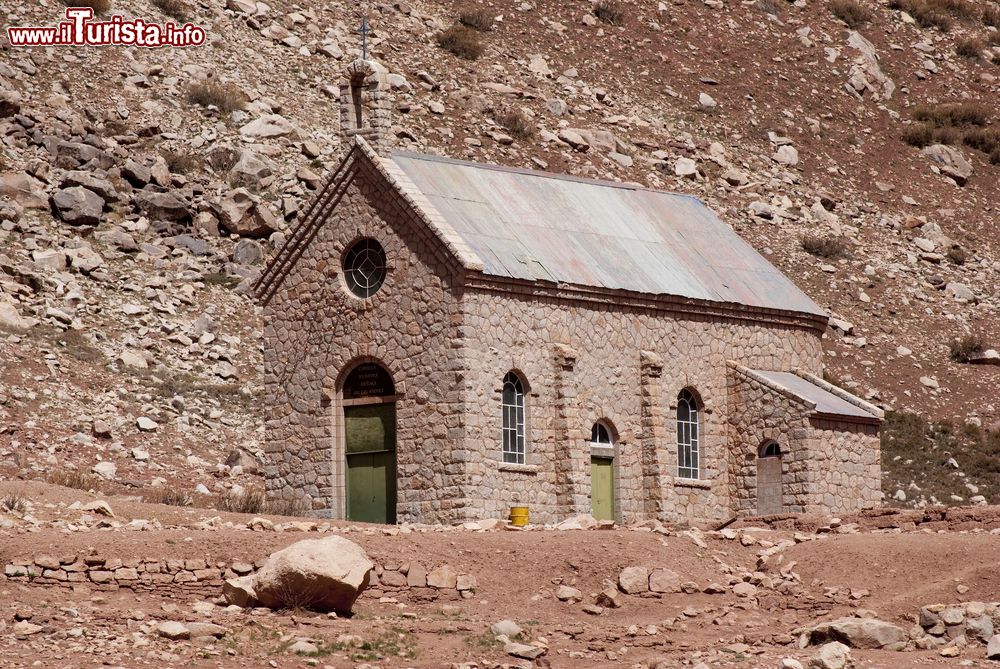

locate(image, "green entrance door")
(591, 456), (614, 521)
(345, 403), (396, 524)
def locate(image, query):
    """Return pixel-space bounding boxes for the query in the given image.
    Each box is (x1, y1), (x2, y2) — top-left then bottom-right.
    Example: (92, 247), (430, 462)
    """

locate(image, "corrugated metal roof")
(751, 370), (876, 420)
(391, 152), (826, 318)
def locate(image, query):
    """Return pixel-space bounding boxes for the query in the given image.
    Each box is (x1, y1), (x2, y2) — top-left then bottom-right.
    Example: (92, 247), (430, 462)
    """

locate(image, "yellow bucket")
(509, 506), (529, 527)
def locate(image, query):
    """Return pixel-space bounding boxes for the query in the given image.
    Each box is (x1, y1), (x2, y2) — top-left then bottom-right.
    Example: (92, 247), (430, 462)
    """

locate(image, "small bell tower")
(339, 52), (391, 154)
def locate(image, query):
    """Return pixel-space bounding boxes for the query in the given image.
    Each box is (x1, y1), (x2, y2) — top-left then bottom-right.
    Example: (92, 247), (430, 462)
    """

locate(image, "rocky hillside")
(0, 0), (998, 504)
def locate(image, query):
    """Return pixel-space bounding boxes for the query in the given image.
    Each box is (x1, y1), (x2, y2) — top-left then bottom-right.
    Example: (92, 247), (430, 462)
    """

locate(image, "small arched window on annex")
(759, 440), (782, 458)
(501, 371), (528, 465)
(676, 388), (702, 480)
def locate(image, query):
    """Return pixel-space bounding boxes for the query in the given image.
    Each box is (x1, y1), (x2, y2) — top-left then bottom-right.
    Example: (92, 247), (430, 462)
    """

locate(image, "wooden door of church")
(756, 442), (783, 515)
(590, 457), (614, 521)
(345, 403), (397, 524)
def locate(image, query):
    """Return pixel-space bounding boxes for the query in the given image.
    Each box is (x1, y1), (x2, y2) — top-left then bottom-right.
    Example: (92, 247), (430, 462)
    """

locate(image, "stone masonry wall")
(728, 371), (814, 515)
(262, 157), (466, 522)
(4, 555), (476, 602)
(727, 370), (881, 516)
(804, 417), (881, 514)
(458, 288), (826, 525)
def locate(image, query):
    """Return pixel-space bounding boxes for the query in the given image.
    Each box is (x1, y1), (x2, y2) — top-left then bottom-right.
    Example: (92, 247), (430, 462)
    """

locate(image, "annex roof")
(749, 369), (880, 421)
(390, 151), (826, 319)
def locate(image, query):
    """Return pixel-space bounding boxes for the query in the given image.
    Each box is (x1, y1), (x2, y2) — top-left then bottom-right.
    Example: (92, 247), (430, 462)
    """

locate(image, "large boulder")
(231, 149), (277, 182)
(809, 641), (852, 669)
(921, 144), (973, 186)
(239, 114), (300, 139)
(805, 618), (907, 650)
(0, 172), (48, 209)
(213, 188), (280, 237)
(132, 189), (191, 222)
(247, 535), (373, 614)
(61, 170), (119, 202)
(51, 186), (104, 225)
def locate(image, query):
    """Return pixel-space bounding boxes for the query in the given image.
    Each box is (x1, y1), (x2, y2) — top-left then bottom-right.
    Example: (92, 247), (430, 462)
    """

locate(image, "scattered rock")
(250, 535), (373, 614)
(921, 144), (973, 186)
(51, 187), (104, 225)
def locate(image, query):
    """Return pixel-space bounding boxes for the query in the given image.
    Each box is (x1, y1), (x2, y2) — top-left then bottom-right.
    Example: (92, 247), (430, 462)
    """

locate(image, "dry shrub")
(48, 469), (101, 492)
(888, 0), (953, 30)
(152, 0), (191, 21)
(955, 36), (985, 58)
(984, 4), (1000, 27)
(831, 0), (872, 27)
(801, 234), (849, 258)
(594, 0), (626, 25)
(493, 108), (534, 140)
(946, 246), (968, 265)
(187, 81), (247, 113)
(0, 492), (27, 514)
(754, 0), (784, 15)
(207, 146), (240, 172)
(459, 8), (494, 31)
(145, 487), (193, 506)
(267, 497), (309, 517)
(436, 24), (484, 59)
(962, 127), (1000, 154)
(950, 335), (986, 362)
(912, 102), (991, 128)
(901, 124), (935, 147)
(62, 0), (111, 13)
(926, 0), (978, 19)
(164, 150), (201, 174)
(218, 488), (268, 514)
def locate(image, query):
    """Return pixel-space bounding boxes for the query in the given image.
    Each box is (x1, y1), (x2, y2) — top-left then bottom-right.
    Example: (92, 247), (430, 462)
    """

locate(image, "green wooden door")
(345, 403), (396, 524)
(591, 456), (614, 521)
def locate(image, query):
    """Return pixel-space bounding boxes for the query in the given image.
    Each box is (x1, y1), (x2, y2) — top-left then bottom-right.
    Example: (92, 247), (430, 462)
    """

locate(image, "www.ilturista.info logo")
(7, 7), (206, 47)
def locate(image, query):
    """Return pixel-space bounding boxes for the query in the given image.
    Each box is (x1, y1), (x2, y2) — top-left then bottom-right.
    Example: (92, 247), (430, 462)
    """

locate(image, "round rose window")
(343, 238), (387, 298)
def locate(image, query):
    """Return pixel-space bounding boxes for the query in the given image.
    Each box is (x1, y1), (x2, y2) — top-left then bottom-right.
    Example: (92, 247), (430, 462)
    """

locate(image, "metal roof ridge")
(390, 149), (705, 202)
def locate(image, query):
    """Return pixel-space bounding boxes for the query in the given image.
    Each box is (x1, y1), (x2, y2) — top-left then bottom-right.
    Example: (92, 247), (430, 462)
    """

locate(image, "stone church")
(255, 59), (883, 525)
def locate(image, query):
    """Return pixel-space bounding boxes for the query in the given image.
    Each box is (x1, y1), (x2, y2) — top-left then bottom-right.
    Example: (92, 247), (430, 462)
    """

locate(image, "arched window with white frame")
(677, 389), (700, 479)
(590, 422), (613, 446)
(501, 372), (526, 464)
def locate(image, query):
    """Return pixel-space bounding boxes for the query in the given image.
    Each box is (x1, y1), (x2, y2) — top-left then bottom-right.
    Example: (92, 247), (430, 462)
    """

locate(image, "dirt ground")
(2, 480), (999, 668)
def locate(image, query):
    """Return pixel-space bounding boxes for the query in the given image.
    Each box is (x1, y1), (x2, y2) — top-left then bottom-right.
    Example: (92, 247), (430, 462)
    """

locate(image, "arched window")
(590, 422), (613, 445)
(677, 389), (700, 479)
(502, 372), (525, 464)
(759, 441), (781, 458)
